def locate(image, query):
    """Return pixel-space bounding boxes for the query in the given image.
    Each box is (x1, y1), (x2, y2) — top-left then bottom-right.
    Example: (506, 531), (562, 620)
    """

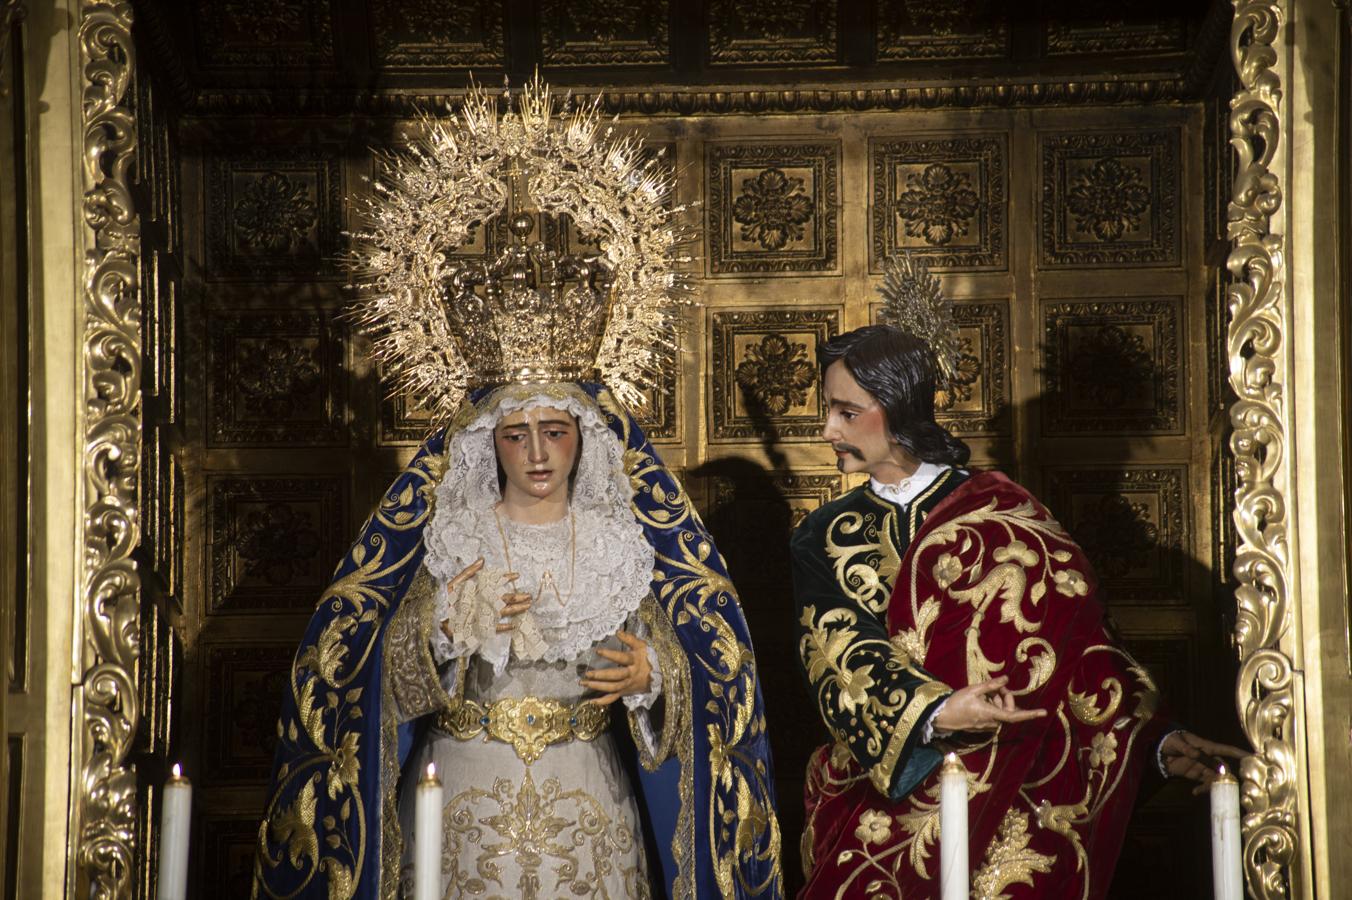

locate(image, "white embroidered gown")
(396, 508), (660, 900)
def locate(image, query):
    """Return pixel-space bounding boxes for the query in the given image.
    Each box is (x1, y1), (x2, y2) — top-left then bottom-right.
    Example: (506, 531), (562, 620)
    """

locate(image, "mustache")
(831, 443), (865, 460)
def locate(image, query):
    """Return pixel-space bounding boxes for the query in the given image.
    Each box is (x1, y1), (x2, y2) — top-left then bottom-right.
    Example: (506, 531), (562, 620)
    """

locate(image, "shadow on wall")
(691, 384), (827, 894)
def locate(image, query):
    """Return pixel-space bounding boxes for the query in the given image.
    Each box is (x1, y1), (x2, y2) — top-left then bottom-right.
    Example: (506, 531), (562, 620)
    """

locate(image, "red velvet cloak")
(799, 472), (1169, 899)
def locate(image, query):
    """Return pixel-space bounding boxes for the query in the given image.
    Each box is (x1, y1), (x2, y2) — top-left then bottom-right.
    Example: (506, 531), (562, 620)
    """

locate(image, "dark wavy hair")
(818, 325), (970, 467)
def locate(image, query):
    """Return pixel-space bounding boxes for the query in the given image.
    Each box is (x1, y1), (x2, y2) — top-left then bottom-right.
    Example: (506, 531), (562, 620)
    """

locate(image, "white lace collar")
(421, 388), (654, 673)
(869, 462), (950, 509)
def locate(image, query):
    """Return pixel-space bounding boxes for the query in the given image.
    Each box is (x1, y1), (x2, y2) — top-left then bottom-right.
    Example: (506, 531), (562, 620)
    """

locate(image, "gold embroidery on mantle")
(1034, 798), (1091, 898)
(972, 809), (1055, 900)
(903, 498), (1075, 686)
(1018, 645), (1161, 900)
(630, 594), (690, 771)
(384, 568), (451, 722)
(825, 506), (902, 615)
(254, 451), (443, 900)
(656, 526), (781, 898)
(608, 384), (782, 896)
(1068, 678), (1123, 727)
(894, 750), (998, 879)
(828, 751), (998, 894)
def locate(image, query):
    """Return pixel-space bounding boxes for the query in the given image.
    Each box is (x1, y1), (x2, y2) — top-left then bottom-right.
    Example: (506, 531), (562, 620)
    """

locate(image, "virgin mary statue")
(250, 79), (783, 900)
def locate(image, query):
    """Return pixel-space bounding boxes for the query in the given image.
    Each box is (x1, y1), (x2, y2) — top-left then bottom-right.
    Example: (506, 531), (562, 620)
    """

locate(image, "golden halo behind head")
(876, 253), (960, 389)
(348, 75), (696, 424)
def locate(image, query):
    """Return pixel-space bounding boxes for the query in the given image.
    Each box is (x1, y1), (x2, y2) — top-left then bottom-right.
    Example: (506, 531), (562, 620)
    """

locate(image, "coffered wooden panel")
(201, 641), (296, 783)
(706, 0), (837, 65)
(191, 0), (336, 70)
(205, 150), (345, 280)
(200, 815), (264, 900)
(205, 308), (346, 447)
(709, 307), (841, 442)
(875, 0), (1009, 61)
(1039, 129), (1181, 268)
(368, 0), (505, 69)
(152, 0), (1220, 115)
(1115, 807), (1212, 899)
(1041, 297), (1185, 435)
(206, 475), (348, 615)
(1043, 466), (1189, 605)
(1122, 636), (1196, 724)
(1044, 12), (1187, 56)
(704, 470), (845, 558)
(705, 141), (840, 276)
(540, 0), (669, 66)
(870, 134), (1008, 272)
(636, 365), (682, 444)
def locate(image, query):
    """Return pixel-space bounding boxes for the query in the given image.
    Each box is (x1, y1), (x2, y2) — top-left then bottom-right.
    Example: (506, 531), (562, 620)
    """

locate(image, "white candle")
(414, 762), (443, 900)
(939, 752), (969, 900)
(1211, 766), (1243, 900)
(156, 764), (192, 900)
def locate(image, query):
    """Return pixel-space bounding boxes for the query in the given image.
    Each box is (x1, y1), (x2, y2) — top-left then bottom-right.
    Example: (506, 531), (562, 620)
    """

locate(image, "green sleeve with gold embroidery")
(790, 514), (951, 801)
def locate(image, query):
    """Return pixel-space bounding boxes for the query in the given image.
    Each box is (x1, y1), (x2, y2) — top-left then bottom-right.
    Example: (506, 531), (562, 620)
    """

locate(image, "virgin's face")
(493, 405), (580, 504)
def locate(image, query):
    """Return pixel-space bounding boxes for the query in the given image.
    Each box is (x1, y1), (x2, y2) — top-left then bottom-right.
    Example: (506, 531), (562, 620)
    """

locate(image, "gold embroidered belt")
(435, 696), (610, 765)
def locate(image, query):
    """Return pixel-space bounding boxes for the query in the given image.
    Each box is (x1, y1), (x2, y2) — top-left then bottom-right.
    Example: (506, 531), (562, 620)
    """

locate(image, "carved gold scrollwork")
(77, 2), (142, 899)
(1227, 2), (1297, 898)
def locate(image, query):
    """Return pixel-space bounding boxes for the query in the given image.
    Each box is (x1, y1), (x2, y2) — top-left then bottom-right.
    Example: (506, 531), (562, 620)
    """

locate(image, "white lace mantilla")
(432, 390), (633, 519)
(422, 391), (655, 674)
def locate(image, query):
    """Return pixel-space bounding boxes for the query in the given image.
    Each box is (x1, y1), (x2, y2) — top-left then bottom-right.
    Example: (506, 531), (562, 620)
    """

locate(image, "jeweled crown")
(348, 76), (695, 423)
(443, 214), (614, 388)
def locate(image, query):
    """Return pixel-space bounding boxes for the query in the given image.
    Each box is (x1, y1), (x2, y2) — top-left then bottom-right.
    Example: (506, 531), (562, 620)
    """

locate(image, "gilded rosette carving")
(77, 1), (142, 898)
(1227, 2), (1296, 898)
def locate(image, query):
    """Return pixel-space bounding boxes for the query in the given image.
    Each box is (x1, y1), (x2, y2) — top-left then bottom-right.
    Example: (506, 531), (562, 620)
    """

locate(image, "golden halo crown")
(349, 76), (695, 422)
(444, 213), (614, 388)
(876, 253), (960, 389)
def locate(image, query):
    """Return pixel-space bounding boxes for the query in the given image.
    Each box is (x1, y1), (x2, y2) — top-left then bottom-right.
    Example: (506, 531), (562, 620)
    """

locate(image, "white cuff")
(622, 645), (663, 711)
(921, 698), (949, 744)
(1156, 728), (1186, 778)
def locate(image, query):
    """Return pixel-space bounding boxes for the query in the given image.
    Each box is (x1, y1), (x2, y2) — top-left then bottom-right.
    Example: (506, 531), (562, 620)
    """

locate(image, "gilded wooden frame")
(55, 0), (1321, 896)
(75, 1), (141, 897)
(1227, 1), (1301, 898)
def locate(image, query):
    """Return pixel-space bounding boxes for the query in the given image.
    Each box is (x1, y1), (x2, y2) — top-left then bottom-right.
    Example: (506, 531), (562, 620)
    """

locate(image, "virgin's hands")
(579, 631), (652, 706)
(438, 558), (484, 641)
(1160, 731), (1248, 795)
(495, 572), (532, 633)
(932, 676), (1046, 733)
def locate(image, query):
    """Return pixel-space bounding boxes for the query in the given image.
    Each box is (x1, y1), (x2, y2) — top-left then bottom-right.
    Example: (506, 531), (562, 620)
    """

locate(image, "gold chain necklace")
(491, 505), (577, 606)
